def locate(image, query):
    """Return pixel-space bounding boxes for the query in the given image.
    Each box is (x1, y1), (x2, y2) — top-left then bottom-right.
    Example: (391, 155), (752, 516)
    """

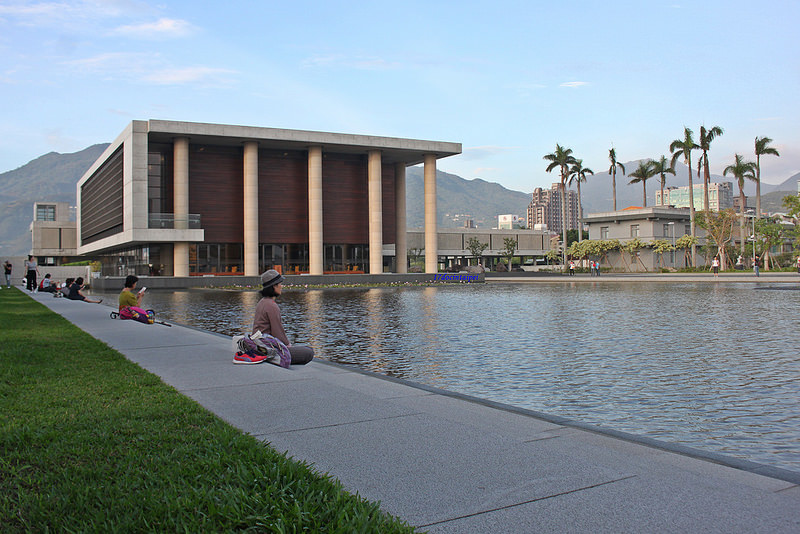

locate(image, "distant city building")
(655, 182), (734, 211)
(526, 183), (578, 233)
(29, 201), (80, 265)
(463, 218), (476, 229)
(497, 214), (525, 229)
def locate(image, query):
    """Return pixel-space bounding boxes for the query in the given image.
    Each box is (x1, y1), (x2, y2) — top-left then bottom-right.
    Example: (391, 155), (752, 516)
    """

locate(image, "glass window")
(631, 224), (639, 238)
(36, 205), (56, 221)
(600, 226), (609, 239)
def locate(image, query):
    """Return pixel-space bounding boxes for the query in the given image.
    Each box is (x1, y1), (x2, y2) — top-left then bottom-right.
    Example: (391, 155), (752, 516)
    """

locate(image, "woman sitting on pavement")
(66, 277), (102, 304)
(118, 275), (144, 311)
(252, 269), (314, 365)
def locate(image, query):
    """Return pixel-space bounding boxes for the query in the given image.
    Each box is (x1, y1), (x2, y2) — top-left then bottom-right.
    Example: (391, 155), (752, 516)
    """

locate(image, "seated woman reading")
(118, 275), (144, 311)
(252, 270), (314, 365)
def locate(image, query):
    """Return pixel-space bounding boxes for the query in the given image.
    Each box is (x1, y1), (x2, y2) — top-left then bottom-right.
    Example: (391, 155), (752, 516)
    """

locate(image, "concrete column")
(308, 146), (323, 275)
(368, 150), (383, 274)
(424, 154), (438, 273)
(173, 137), (190, 277)
(394, 162), (407, 273)
(243, 141), (259, 276)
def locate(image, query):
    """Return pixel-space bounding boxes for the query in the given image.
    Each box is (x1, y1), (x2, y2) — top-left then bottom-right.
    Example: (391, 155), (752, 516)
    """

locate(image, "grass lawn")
(0, 288), (416, 532)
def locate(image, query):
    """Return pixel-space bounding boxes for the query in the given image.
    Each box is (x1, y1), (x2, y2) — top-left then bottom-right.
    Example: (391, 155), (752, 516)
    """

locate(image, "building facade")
(584, 207), (705, 270)
(77, 120), (460, 277)
(655, 182), (734, 211)
(526, 183), (578, 233)
(29, 201), (80, 265)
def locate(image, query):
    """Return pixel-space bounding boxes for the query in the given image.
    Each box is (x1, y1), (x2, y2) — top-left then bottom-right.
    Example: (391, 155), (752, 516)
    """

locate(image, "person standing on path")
(24, 255), (38, 292)
(795, 256), (800, 274)
(252, 269), (314, 365)
(3, 260), (11, 288)
(711, 257), (720, 277)
(753, 255), (760, 277)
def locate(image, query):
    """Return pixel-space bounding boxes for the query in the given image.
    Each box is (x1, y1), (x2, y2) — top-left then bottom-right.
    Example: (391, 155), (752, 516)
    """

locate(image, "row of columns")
(171, 138), (439, 277)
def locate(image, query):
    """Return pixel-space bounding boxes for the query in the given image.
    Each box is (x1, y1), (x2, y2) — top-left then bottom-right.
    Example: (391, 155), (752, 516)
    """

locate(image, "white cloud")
(560, 81), (588, 88)
(112, 18), (195, 39)
(0, 1), (141, 28)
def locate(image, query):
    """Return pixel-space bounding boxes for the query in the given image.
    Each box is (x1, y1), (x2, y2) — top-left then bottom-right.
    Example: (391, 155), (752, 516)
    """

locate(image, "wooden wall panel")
(323, 154), (368, 244)
(381, 164), (396, 244)
(189, 145), (243, 242)
(258, 149), (308, 243)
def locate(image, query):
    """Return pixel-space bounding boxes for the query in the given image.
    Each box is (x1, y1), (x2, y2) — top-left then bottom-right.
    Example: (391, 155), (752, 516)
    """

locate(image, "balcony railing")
(148, 213), (202, 229)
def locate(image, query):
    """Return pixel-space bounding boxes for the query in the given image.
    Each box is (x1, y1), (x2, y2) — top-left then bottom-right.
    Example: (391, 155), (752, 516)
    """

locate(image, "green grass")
(0, 288), (416, 533)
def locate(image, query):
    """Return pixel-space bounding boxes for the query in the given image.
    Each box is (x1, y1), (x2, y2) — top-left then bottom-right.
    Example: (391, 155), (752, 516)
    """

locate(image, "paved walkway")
(28, 291), (800, 533)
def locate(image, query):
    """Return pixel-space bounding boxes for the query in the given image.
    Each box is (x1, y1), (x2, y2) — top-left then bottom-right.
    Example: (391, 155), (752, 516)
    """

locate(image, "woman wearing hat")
(252, 269), (314, 364)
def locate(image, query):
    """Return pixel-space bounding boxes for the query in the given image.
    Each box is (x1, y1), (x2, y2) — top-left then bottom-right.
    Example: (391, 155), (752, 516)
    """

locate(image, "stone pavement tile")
(259, 412), (628, 527)
(423, 471), (800, 534)
(393, 393), (565, 440)
(311, 367), (439, 400)
(183, 377), (422, 436)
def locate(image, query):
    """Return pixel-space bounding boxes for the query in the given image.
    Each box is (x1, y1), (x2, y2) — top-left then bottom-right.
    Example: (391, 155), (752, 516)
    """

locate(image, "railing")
(148, 213), (201, 229)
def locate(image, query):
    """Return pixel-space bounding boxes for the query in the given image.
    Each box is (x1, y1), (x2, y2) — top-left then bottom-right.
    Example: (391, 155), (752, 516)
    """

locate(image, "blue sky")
(1, 0), (798, 193)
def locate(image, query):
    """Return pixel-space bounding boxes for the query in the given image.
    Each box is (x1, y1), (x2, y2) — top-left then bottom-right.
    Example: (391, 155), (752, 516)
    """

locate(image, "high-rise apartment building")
(655, 182), (734, 211)
(526, 183), (579, 233)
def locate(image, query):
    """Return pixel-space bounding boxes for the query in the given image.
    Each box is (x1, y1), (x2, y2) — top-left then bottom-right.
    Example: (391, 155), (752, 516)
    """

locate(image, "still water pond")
(93, 282), (800, 473)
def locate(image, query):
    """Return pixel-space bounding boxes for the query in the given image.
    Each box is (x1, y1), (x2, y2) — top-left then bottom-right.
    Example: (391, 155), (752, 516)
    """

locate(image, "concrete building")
(584, 207), (705, 271)
(526, 184), (578, 233)
(77, 120), (460, 277)
(29, 201), (80, 266)
(407, 228), (554, 270)
(655, 182), (734, 211)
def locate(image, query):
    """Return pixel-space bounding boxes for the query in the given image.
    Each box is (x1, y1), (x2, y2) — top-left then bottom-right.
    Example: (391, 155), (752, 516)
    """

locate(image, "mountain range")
(1, 145), (797, 256)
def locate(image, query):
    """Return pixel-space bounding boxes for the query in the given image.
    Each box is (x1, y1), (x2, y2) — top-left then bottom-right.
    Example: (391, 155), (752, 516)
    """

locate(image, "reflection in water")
(90, 282), (800, 473)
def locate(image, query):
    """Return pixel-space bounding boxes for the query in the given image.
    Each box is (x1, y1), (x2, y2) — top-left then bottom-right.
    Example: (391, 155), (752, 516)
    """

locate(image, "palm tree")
(608, 147), (625, 211)
(544, 144), (577, 269)
(723, 154), (757, 254)
(670, 127), (700, 267)
(568, 159), (594, 242)
(697, 125), (724, 212)
(627, 160), (656, 207)
(754, 136), (780, 218)
(652, 155), (676, 206)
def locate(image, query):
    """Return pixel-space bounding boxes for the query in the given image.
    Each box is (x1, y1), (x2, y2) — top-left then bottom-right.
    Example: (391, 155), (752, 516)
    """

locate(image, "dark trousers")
(26, 270), (36, 291)
(289, 345), (314, 365)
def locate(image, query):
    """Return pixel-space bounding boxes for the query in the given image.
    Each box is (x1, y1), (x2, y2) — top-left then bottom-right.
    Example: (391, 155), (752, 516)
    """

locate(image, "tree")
(697, 125), (724, 212)
(675, 234), (698, 268)
(782, 195), (800, 249)
(695, 209), (737, 270)
(650, 239), (675, 269)
(544, 144), (577, 270)
(670, 127), (700, 266)
(652, 155), (676, 206)
(754, 136), (780, 218)
(501, 237), (518, 268)
(608, 147), (625, 212)
(465, 237), (488, 266)
(723, 154), (757, 255)
(568, 159), (593, 242)
(620, 238), (648, 272)
(754, 217), (784, 270)
(627, 160), (656, 207)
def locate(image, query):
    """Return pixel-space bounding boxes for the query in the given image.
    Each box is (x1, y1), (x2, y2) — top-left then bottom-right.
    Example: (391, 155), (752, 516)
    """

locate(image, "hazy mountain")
(405, 166), (531, 229)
